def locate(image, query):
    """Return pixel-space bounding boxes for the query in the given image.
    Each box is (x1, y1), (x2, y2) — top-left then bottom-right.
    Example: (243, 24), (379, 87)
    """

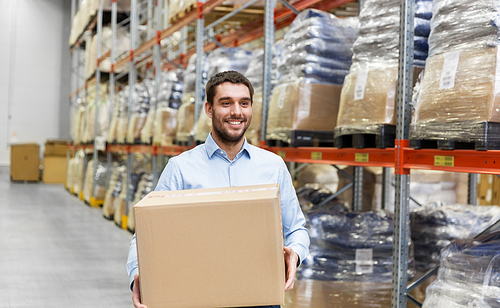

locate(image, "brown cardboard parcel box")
(10, 143), (40, 181)
(134, 183), (285, 308)
(42, 155), (67, 184)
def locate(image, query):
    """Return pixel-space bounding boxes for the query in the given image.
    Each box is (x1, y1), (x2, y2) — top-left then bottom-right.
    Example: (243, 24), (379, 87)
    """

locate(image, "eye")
(241, 100), (250, 107)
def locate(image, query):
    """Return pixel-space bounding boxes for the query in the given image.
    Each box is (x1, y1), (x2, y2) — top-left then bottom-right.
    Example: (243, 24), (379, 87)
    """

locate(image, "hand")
(283, 246), (299, 291)
(132, 274), (147, 308)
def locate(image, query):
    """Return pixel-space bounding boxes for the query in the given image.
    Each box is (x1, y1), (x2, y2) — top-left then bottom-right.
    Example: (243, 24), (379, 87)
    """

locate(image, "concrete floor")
(0, 167), (133, 308)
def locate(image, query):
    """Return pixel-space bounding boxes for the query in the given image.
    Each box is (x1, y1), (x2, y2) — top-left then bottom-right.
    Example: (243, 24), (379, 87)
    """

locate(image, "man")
(127, 70), (310, 308)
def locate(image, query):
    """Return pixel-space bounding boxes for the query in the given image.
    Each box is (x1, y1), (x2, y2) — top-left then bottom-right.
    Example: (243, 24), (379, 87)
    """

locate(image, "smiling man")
(127, 70), (310, 308)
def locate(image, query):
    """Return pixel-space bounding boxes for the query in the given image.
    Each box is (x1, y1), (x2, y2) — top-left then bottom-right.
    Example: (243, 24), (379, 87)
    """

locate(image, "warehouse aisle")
(0, 167), (133, 308)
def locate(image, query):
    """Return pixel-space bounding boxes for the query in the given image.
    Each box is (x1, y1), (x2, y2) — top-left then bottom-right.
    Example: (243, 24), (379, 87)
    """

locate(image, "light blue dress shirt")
(127, 133), (310, 288)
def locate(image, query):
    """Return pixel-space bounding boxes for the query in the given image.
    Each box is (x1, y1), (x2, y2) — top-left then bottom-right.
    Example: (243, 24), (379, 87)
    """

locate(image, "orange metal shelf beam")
(115, 0), (227, 71)
(156, 145), (192, 156)
(108, 144), (130, 153)
(264, 146), (395, 167)
(403, 148), (500, 174)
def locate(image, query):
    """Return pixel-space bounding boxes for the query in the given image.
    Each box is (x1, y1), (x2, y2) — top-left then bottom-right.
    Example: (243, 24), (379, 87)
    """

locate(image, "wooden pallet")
(334, 125), (396, 149)
(410, 122), (500, 151)
(266, 130), (335, 147)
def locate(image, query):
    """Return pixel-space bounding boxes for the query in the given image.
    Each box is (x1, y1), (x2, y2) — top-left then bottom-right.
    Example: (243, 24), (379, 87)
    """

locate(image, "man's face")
(205, 82), (252, 144)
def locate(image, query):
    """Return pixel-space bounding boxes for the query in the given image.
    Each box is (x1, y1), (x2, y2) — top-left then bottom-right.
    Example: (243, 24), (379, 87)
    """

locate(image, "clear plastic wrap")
(244, 89), (262, 146)
(207, 47), (252, 79)
(183, 54), (208, 94)
(116, 87), (130, 144)
(82, 158), (107, 203)
(296, 164), (339, 195)
(336, 63), (424, 137)
(428, 0), (500, 56)
(81, 85), (110, 143)
(103, 164), (126, 220)
(71, 98), (85, 144)
(266, 80), (342, 143)
(127, 173), (154, 232)
(352, 0), (432, 64)
(300, 210), (415, 282)
(82, 159), (94, 203)
(410, 203), (500, 271)
(193, 110), (212, 143)
(422, 232), (500, 307)
(278, 9), (357, 84)
(126, 81), (152, 144)
(411, 47), (500, 143)
(175, 92), (195, 143)
(72, 150), (86, 194)
(150, 71), (184, 145)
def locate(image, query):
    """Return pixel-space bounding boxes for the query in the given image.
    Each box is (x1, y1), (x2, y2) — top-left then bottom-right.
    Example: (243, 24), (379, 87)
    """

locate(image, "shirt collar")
(205, 133), (252, 160)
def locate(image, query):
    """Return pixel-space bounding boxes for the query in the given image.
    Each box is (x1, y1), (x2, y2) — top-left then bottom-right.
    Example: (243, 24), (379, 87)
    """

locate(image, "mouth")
(226, 119), (245, 128)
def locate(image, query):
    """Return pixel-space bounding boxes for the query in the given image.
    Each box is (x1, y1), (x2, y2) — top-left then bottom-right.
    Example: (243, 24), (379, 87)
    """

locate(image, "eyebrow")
(218, 96), (252, 101)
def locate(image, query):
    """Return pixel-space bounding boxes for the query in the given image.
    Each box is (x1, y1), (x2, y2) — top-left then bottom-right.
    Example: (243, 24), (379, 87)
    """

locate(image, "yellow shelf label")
(355, 153), (369, 163)
(311, 152), (322, 160)
(277, 151), (286, 159)
(434, 155), (454, 167)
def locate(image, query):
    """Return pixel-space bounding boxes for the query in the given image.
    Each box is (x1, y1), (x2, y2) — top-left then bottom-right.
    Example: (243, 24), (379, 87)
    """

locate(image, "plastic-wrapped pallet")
(266, 9), (358, 145)
(300, 209), (415, 282)
(82, 159), (107, 203)
(335, 0), (431, 141)
(82, 159), (94, 203)
(176, 54), (208, 143)
(126, 81), (152, 144)
(103, 164), (126, 220)
(116, 87), (130, 144)
(72, 150), (86, 195)
(71, 98), (86, 144)
(113, 173), (128, 226)
(410, 202), (500, 271)
(422, 232), (500, 307)
(86, 27), (130, 79)
(193, 48), (252, 143)
(81, 85), (110, 143)
(411, 0), (500, 148)
(127, 173), (154, 232)
(152, 71), (184, 146)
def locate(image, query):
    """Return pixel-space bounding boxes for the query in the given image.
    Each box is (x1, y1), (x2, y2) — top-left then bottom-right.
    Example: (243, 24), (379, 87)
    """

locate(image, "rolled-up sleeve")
(278, 163), (310, 264)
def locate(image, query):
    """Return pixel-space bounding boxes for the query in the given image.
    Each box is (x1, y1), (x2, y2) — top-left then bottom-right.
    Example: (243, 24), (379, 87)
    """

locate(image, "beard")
(212, 113), (252, 145)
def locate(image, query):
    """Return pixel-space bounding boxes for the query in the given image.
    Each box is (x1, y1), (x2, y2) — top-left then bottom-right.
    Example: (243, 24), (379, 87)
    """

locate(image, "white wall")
(0, 0), (71, 166)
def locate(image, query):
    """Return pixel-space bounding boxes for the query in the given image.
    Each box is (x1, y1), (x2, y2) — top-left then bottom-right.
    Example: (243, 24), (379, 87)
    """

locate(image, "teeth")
(229, 121), (241, 125)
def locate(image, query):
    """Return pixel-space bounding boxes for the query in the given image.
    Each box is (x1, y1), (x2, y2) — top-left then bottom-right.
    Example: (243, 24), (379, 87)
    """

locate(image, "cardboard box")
(43, 155), (67, 184)
(134, 184), (285, 308)
(337, 65), (423, 127)
(266, 82), (342, 142)
(10, 143), (40, 181)
(44, 140), (67, 156)
(478, 174), (500, 206)
(414, 47), (500, 124)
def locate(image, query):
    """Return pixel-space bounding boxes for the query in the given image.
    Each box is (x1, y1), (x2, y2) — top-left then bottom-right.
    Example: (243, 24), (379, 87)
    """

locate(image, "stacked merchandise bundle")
(71, 97), (86, 145)
(85, 26), (130, 79)
(266, 9), (358, 145)
(126, 173), (154, 232)
(411, 202), (500, 271)
(411, 0), (500, 149)
(176, 54), (209, 144)
(300, 209), (415, 282)
(422, 232), (500, 307)
(103, 163), (126, 220)
(81, 84), (110, 144)
(242, 43), (282, 145)
(66, 150), (86, 195)
(193, 48), (252, 143)
(152, 71), (184, 146)
(335, 0), (431, 146)
(82, 158), (109, 204)
(113, 155), (151, 227)
(107, 88), (128, 144)
(126, 81), (153, 144)
(68, 0), (130, 46)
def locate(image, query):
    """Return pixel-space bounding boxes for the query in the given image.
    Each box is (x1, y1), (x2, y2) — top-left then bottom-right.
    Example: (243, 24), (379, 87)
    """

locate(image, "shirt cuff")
(129, 268), (139, 291)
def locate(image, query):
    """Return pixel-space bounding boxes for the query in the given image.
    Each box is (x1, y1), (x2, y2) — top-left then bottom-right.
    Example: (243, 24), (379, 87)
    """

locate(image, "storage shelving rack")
(67, 0), (499, 307)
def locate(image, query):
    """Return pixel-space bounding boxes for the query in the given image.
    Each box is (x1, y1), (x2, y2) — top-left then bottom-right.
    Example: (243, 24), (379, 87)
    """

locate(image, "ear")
(204, 101), (213, 119)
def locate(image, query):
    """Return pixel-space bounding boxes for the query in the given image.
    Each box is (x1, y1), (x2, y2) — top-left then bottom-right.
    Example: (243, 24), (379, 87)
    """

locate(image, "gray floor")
(0, 167), (134, 307)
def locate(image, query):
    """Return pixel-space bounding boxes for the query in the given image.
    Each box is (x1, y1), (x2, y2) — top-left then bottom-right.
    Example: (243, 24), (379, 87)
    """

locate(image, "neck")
(211, 133), (244, 160)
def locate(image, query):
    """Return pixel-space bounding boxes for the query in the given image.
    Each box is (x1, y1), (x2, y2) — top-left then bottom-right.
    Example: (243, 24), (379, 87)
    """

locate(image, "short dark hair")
(205, 71), (254, 106)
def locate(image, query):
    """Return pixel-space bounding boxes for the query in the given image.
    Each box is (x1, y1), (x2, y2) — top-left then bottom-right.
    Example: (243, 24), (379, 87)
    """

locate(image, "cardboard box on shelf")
(42, 155), (67, 184)
(478, 174), (500, 206)
(10, 143), (40, 182)
(44, 139), (67, 156)
(134, 184), (285, 308)
(266, 82), (343, 142)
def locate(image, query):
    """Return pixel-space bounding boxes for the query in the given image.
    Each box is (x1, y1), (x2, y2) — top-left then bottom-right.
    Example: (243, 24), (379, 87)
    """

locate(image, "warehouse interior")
(4, 0), (500, 307)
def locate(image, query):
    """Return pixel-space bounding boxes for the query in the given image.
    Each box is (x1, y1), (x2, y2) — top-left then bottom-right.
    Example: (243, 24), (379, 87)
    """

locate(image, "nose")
(230, 102), (243, 116)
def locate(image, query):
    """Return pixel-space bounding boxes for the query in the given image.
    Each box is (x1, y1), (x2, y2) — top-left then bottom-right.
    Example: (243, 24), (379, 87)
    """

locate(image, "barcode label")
(311, 152), (322, 160)
(277, 151), (286, 159)
(434, 155), (454, 167)
(354, 68), (369, 100)
(355, 153), (369, 162)
(355, 248), (373, 274)
(439, 51), (460, 89)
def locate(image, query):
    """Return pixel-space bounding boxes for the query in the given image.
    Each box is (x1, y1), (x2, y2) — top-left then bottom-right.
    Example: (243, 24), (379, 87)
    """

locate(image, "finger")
(132, 275), (147, 308)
